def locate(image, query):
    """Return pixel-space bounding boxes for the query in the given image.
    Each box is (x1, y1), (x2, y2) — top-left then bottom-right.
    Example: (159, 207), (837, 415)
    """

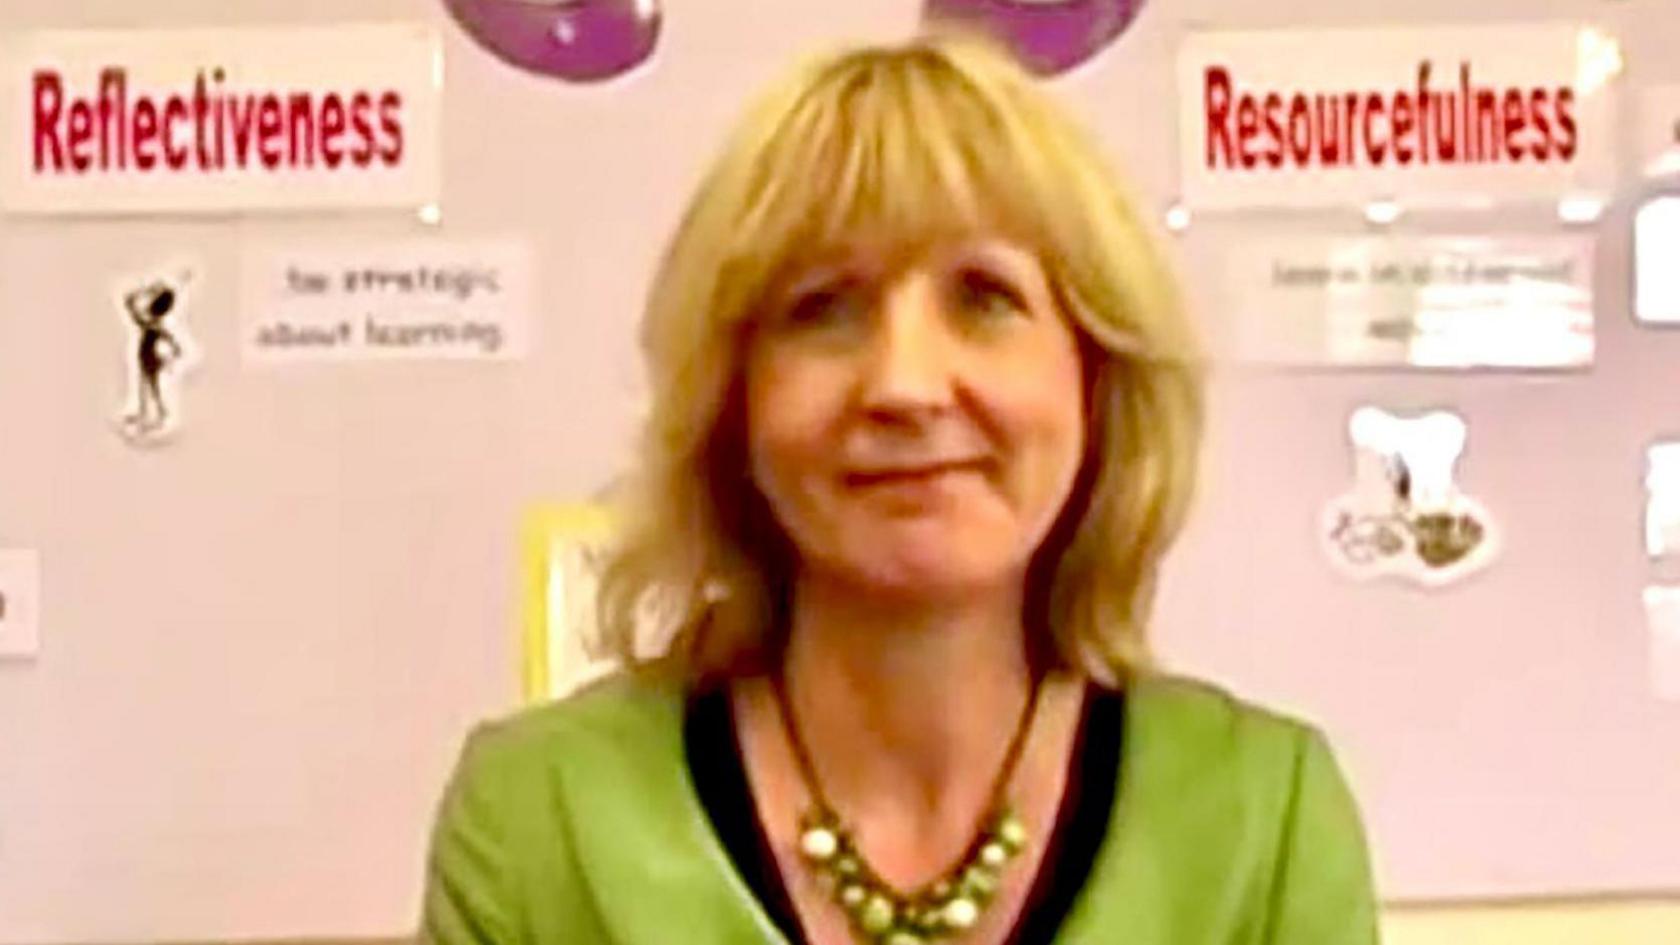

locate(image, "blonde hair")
(595, 33), (1204, 687)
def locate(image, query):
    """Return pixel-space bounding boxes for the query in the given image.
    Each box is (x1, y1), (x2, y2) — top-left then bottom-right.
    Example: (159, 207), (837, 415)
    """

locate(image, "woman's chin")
(835, 548), (1013, 602)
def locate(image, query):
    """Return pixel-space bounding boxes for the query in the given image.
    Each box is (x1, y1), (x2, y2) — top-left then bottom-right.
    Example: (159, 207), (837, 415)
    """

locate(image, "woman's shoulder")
(466, 661), (688, 762)
(1117, 674), (1379, 941)
(1124, 671), (1334, 780)
(424, 665), (694, 941)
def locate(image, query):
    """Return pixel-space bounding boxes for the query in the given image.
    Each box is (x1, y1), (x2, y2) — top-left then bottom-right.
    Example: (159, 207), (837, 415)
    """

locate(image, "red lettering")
(349, 92), (375, 167)
(1556, 87), (1577, 160)
(1363, 92), (1387, 165)
(377, 91), (403, 165)
(1502, 88), (1526, 162)
(320, 93), (347, 169)
(192, 72), (213, 167)
(257, 93), (284, 169)
(1315, 96), (1344, 165)
(25, 72), (420, 178)
(32, 71), (65, 172)
(1204, 66), (1234, 169)
(163, 96), (189, 169)
(229, 95), (258, 166)
(1236, 94), (1259, 169)
(133, 98), (159, 171)
(1183, 64), (1596, 171)
(67, 100), (94, 172)
(98, 69), (125, 171)
(1261, 92), (1284, 168)
(1528, 88), (1552, 162)
(1473, 89), (1499, 163)
(287, 92), (316, 168)
(1391, 91), (1415, 165)
(1344, 92), (1361, 163)
(1415, 61), (1433, 164)
(1286, 95), (1312, 165)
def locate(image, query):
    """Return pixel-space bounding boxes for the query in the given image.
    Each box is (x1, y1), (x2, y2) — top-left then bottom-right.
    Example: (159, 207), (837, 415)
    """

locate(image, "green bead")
(860, 894), (895, 934)
(962, 865), (998, 898)
(996, 813), (1028, 852)
(838, 883), (866, 909)
(943, 896), (980, 930)
(885, 932), (926, 945)
(799, 826), (839, 862)
(834, 854), (860, 877)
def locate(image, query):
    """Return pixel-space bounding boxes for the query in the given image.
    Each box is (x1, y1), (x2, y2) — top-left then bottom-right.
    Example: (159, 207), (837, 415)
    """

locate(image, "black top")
(683, 684), (1125, 944)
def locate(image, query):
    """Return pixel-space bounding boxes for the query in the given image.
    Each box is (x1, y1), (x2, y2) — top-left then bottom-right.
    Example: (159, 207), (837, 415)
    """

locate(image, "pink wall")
(0, 0), (1676, 941)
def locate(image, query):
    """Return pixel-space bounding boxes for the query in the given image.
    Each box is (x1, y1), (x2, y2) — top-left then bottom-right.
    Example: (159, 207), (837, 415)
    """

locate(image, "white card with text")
(241, 238), (533, 363)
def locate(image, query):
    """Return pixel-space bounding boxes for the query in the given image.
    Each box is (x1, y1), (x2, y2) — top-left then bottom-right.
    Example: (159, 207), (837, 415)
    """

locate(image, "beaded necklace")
(770, 671), (1044, 944)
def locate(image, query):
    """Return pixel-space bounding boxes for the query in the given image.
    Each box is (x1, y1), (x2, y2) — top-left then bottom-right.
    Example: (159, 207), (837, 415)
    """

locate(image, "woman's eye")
(953, 269), (1027, 320)
(782, 284), (866, 329)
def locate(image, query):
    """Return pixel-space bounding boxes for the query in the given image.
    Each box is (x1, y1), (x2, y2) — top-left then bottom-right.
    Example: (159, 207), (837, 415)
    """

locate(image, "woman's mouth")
(843, 460), (989, 489)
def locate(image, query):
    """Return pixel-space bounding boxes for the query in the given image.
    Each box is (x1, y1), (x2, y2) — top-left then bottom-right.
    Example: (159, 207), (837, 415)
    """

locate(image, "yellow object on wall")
(517, 501), (617, 703)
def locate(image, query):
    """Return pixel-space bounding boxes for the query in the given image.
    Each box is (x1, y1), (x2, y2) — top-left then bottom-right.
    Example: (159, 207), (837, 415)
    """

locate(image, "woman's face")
(743, 235), (1087, 601)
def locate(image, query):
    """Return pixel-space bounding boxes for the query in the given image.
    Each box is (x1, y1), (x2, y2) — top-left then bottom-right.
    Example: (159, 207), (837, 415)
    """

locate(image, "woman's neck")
(775, 571), (1036, 830)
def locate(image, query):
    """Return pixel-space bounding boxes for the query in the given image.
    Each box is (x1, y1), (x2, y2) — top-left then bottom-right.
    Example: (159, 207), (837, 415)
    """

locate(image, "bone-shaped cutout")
(1324, 406), (1496, 584)
(443, 0), (661, 82)
(922, 0), (1147, 75)
(1348, 407), (1466, 509)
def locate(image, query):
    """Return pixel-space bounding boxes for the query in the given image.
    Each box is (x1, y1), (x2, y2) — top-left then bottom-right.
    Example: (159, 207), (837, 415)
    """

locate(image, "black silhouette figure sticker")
(117, 268), (198, 444)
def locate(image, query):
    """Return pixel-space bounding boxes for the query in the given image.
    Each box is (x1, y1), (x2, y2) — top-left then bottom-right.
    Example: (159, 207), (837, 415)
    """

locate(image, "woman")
(423, 34), (1378, 945)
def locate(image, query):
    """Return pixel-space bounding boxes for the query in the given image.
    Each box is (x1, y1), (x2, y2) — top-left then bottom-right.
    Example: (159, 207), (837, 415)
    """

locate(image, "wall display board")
(2, 1), (1678, 942)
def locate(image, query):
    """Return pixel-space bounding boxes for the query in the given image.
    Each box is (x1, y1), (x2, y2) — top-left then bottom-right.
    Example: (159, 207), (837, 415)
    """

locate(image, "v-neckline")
(683, 681), (1128, 945)
(555, 672), (1181, 945)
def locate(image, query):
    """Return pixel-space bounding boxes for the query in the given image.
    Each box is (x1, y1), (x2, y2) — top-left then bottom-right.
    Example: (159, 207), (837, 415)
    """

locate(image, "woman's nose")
(856, 276), (955, 417)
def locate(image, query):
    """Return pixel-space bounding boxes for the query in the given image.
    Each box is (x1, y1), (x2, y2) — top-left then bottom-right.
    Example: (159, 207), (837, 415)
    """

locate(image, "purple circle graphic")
(923, 0), (1147, 75)
(443, 0), (661, 82)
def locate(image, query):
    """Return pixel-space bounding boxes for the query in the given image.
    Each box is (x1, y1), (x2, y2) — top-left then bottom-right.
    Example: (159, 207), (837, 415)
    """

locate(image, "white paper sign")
(0, 549), (41, 659)
(1641, 585), (1680, 701)
(241, 239), (533, 363)
(1178, 24), (1618, 209)
(0, 25), (441, 215)
(1636, 197), (1680, 326)
(1639, 84), (1680, 178)
(1647, 442), (1680, 561)
(1218, 234), (1593, 368)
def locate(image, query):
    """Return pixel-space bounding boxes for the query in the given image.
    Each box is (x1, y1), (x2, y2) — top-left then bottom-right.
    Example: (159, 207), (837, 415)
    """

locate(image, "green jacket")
(421, 669), (1379, 944)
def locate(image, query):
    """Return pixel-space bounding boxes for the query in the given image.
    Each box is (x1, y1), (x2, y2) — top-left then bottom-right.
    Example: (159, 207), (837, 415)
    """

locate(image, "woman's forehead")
(767, 224), (1043, 288)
